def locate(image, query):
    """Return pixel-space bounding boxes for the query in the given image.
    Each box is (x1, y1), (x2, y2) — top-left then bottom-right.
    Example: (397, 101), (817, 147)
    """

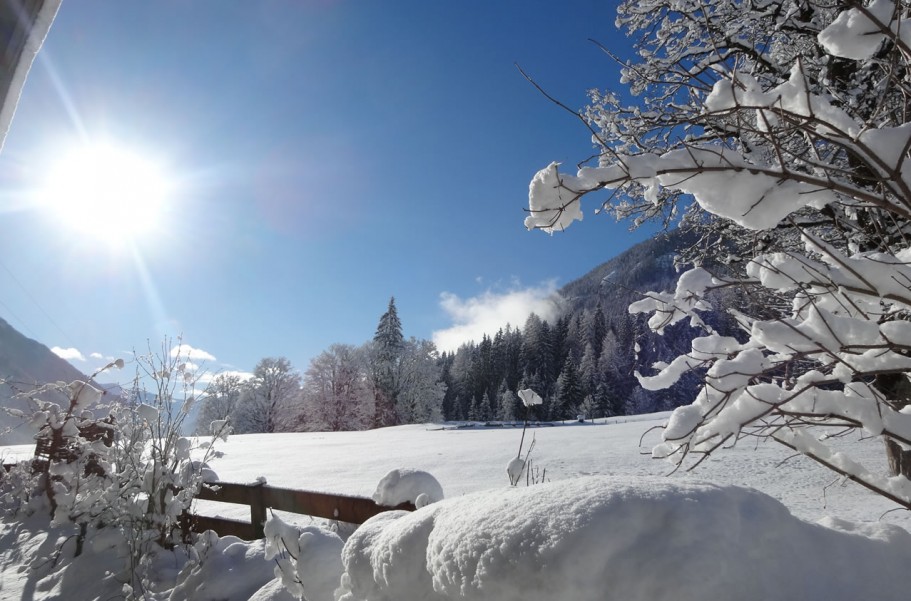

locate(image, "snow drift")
(337, 475), (911, 601)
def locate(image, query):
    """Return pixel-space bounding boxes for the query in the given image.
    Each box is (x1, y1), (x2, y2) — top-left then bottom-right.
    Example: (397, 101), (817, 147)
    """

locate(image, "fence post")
(250, 481), (267, 539)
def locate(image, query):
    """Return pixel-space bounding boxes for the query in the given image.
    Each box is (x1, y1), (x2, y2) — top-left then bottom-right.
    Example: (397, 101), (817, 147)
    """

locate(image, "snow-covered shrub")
(508, 389), (543, 486)
(265, 469), (443, 600)
(526, 0), (911, 510)
(264, 515), (344, 601)
(0, 339), (231, 598)
(170, 531), (280, 601)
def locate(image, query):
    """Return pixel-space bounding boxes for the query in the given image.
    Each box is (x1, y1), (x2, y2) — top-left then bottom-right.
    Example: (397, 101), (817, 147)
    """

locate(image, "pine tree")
(374, 297), (404, 355)
(554, 356), (583, 421)
(468, 394), (481, 422)
(371, 297), (404, 427)
(586, 301), (607, 357)
(496, 381), (518, 422)
(479, 391), (492, 422)
(579, 342), (598, 399)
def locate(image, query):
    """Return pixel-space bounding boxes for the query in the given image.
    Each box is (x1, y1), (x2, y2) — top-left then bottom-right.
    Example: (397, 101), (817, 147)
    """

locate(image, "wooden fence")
(2, 462), (415, 540)
(184, 480), (416, 540)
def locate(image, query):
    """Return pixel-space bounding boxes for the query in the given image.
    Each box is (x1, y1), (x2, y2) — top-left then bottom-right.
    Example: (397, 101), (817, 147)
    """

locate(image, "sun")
(40, 142), (170, 244)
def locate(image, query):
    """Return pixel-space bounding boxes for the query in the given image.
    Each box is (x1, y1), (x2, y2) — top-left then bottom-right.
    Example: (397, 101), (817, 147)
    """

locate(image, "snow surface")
(2, 415), (911, 600)
(338, 476), (911, 601)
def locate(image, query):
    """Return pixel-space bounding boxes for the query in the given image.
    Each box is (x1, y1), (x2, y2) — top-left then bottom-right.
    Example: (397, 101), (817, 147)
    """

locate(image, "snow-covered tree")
(585, 301), (607, 356)
(194, 372), (245, 434)
(371, 297), (405, 427)
(395, 338), (445, 423)
(302, 344), (373, 431)
(526, 0), (911, 507)
(497, 382), (519, 421)
(366, 298), (446, 426)
(553, 356), (584, 421)
(235, 357), (301, 434)
(579, 342), (598, 399)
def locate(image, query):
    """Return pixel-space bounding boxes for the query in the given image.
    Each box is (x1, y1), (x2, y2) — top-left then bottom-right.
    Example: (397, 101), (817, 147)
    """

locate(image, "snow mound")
(338, 476), (911, 601)
(264, 518), (344, 601)
(372, 468), (444, 508)
(169, 534), (276, 601)
(506, 456), (525, 485)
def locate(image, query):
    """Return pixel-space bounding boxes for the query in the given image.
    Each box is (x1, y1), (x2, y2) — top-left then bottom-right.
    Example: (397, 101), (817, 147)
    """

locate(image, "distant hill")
(0, 316), (90, 444)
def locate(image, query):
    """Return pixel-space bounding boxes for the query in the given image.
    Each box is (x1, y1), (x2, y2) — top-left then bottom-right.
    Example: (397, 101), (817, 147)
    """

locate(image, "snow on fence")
(183, 481), (416, 540)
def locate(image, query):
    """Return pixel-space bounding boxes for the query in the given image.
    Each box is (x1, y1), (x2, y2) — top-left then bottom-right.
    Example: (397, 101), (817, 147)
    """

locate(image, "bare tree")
(235, 357), (301, 434)
(301, 344), (373, 431)
(194, 372), (246, 434)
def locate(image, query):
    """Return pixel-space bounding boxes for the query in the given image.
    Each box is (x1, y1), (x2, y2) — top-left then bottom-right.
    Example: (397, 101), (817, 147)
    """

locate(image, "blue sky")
(0, 0), (656, 382)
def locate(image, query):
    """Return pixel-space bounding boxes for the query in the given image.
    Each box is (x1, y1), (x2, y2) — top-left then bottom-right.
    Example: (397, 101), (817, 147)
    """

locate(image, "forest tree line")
(195, 243), (710, 435)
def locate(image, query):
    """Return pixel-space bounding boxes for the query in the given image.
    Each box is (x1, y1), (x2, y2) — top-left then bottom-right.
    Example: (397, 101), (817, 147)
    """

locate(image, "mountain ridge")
(0, 315), (90, 444)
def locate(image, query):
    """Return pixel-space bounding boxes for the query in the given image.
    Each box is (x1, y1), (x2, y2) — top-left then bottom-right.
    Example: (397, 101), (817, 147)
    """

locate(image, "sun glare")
(40, 143), (170, 244)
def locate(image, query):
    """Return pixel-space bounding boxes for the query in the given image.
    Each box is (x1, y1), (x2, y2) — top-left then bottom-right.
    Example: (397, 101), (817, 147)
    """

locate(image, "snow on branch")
(527, 0), (911, 510)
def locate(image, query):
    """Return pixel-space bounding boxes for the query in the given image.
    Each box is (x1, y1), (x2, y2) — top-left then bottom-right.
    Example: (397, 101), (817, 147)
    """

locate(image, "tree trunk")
(875, 373), (911, 478)
(885, 437), (911, 478)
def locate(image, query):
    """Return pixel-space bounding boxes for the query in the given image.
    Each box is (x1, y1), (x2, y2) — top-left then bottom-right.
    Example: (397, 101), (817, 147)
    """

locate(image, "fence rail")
(186, 480), (416, 539)
(2, 461), (415, 540)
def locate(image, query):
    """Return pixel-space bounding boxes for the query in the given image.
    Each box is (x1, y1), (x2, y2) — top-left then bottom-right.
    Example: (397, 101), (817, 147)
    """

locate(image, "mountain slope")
(0, 316), (89, 444)
(557, 227), (713, 414)
(558, 228), (694, 313)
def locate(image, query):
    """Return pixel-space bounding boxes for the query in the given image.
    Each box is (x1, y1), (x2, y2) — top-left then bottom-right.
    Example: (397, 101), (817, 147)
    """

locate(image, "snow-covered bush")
(264, 469), (443, 600)
(526, 0), (911, 509)
(508, 388), (544, 486)
(264, 516), (344, 601)
(0, 339), (231, 597)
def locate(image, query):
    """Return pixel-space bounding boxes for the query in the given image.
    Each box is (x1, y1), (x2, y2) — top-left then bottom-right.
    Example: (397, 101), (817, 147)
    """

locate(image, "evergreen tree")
(479, 391), (492, 422)
(550, 315), (571, 383)
(438, 352), (457, 421)
(374, 297), (404, 352)
(553, 356), (584, 421)
(564, 313), (585, 367)
(521, 314), (555, 399)
(476, 335), (495, 403)
(579, 342), (598, 399)
(502, 325), (523, 393)
(371, 297), (405, 427)
(468, 394), (481, 422)
(586, 301), (607, 357)
(447, 346), (473, 421)
(496, 381), (518, 421)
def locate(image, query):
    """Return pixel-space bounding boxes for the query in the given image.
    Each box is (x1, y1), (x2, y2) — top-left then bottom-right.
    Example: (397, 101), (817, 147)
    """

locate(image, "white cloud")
(432, 282), (563, 353)
(89, 352), (104, 360)
(169, 344), (216, 362)
(52, 346), (86, 362)
(197, 370), (255, 385)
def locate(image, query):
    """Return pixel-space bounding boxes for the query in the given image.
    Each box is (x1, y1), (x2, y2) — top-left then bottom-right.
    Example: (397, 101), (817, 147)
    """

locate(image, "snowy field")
(2, 413), (911, 600)
(185, 414), (911, 530)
